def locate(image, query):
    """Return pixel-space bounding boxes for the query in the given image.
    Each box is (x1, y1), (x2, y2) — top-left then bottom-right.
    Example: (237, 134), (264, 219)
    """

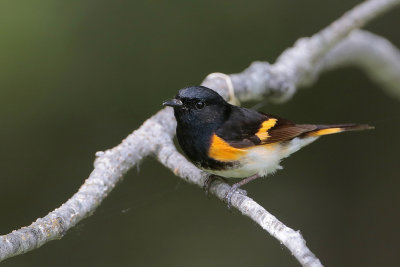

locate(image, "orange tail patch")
(308, 128), (342, 136)
(306, 124), (374, 137)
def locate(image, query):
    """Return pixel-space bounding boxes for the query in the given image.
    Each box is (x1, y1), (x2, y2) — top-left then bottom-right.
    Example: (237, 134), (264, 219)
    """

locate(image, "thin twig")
(1, 0), (400, 265)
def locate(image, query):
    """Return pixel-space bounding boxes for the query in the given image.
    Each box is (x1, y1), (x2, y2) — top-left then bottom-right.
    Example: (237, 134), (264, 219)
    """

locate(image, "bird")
(163, 86), (373, 207)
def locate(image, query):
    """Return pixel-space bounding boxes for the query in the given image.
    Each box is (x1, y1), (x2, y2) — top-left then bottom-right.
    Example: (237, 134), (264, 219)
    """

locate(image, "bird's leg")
(224, 174), (260, 209)
(203, 175), (228, 196)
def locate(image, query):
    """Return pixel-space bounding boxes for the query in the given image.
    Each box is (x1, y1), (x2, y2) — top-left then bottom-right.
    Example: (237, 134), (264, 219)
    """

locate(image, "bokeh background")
(1, 1), (399, 266)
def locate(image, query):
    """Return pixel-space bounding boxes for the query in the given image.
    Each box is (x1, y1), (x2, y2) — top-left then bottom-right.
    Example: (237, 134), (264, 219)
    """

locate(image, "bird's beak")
(163, 98), (183, 108)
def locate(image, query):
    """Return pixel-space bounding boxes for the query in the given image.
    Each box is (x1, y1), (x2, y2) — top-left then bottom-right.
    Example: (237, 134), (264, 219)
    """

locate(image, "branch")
(1, 0), (400, 265)
(321, 29), (400, 100)
(215, 0), (400, 103)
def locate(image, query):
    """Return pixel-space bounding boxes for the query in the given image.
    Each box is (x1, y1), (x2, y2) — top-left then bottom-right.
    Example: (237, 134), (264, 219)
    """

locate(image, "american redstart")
(163, 86), (373, 207)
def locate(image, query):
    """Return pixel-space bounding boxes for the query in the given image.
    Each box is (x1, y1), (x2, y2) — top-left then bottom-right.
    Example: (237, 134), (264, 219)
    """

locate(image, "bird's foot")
(224, 184), (247, 209)
(223, 174), (260, 208)
(203, 175), (228, 197)
(203, 175), (216, 197)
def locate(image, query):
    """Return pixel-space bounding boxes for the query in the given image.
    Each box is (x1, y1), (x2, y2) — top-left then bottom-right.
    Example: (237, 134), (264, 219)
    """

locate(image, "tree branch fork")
(1, 0), (400, 266)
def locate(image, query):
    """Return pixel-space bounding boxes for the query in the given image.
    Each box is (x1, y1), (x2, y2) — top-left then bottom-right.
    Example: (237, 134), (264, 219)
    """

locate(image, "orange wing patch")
(208, 134), (246, 162)
(255, 118), (277, 141)
(308, 128), (342, 136)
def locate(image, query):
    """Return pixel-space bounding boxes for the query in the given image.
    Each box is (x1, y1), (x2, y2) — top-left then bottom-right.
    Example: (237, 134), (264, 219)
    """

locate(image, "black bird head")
(163, 86), (230, 127)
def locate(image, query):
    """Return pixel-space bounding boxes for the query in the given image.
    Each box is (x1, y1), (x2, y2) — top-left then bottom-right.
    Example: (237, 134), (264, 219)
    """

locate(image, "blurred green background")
(1, 0), (399, 266)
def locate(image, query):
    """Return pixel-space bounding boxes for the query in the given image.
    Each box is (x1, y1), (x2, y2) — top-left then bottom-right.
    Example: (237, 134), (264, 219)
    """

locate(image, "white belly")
(205, 136), (318, 179)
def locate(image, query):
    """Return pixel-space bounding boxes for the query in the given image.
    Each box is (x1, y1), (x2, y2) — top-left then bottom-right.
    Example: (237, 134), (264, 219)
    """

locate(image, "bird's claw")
(203, 177), (211, 197)
(203, 175), (229, 197)
(224, 186), (247, 209)
(203, 175), (217, 197)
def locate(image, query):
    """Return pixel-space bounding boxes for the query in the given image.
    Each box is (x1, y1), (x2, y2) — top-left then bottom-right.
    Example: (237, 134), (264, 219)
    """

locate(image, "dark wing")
(216, 106), (317, 148)
(215, 106), (266, 148)
(260, 115), (316, 144)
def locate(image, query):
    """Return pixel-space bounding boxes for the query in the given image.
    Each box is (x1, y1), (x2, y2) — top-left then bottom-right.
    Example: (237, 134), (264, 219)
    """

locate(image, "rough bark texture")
(1, 0), (400, 266)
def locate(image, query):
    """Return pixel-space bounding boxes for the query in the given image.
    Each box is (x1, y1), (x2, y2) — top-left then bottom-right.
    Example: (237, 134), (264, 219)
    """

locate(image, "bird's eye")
(195, 101), (205, 110)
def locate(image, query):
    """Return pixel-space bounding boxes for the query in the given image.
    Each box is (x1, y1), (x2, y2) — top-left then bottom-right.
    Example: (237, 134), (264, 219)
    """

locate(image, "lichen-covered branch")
(1, 0), (400, 266)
